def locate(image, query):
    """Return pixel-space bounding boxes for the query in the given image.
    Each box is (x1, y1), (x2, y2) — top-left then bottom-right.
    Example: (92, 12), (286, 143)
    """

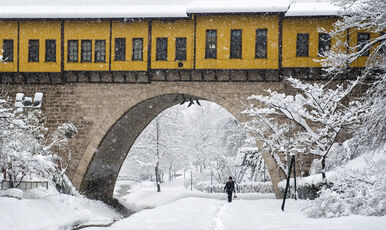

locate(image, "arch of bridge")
(72, 82), (286, 202)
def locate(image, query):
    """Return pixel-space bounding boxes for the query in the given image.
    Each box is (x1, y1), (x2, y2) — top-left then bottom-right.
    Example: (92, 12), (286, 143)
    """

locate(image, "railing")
(0, 180), (48, 190)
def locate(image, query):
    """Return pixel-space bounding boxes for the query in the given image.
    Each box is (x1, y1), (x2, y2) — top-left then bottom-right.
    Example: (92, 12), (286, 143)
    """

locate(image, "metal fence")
(0, 180), (48, 190)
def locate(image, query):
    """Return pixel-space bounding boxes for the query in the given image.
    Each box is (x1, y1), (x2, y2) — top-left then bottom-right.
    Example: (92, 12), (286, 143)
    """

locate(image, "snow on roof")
(187, 0), (290, 14)
(0, 0), (194, 19)
(0, 0), (338, 19)
(285, 0), (340, 17)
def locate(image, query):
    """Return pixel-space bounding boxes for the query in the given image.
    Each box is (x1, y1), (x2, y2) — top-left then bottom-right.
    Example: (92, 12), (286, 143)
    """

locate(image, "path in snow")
(88, 197), (386, 230)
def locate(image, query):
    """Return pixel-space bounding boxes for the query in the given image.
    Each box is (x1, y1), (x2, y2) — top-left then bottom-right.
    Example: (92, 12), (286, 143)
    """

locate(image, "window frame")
(2, 39), (14, 62)
(95, 40), (106, 63)
(132, 38), (144, 61)
(296, 33), (309, 57)
(156, 37), (168, 61)
(357, 33), (370, 56)
(255, 29), (267, 59)
(230, 29), (242, 59)
(114, 38), (126, 61)
(28, 39), (39, 62)
(318, 33), (331, 56)
(45, 39), (56, 62)
(205, 29), (217, 59)
(81, 39), (92, 63)
(175, 37), (187, 61)
(67, 40), (78, 62)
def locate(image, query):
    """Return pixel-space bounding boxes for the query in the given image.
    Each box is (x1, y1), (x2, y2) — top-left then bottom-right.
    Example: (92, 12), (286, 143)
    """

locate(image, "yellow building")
(0, 0), (374, 75)
(195, 15), (280, 70)
(0, 21), (18, 72)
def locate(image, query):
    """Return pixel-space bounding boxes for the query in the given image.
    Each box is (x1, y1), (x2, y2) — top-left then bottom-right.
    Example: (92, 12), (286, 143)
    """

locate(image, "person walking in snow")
(224, 176), (236, 202)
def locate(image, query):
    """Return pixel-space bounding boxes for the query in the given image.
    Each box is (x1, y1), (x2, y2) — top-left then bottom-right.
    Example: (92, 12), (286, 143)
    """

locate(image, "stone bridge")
(1, 69), (358, 204)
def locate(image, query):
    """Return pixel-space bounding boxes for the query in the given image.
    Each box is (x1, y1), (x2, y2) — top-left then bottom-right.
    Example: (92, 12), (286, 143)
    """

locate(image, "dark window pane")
(357, 33), (370, 56)
(205, 30), (217, 59)
(132, 38), (143, 61)
(114, 38), (126, 61)
(318, 33), (331, 56)
(45, 39), (56, 62)
(230, 29), (242, 59)
(255, 29), (267, 58)
(28, 39), (39, 62)
(95, 40), (106, 62)
(81, 40), (92, 62)
(156, 38), (167, 61)
(175, 37), (187, 61)
(2, 39), (14, 62)
(296, 33), (309, 57)
(68, 40), (78, 62)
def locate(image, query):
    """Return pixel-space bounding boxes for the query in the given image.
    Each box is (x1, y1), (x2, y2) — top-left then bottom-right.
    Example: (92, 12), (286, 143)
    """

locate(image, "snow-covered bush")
(302, 166), (386, 217)
(193, 181), (273, 193)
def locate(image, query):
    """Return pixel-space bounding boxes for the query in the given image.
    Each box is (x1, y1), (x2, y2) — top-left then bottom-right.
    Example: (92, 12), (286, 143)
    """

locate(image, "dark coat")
(224, 181), (236, 193)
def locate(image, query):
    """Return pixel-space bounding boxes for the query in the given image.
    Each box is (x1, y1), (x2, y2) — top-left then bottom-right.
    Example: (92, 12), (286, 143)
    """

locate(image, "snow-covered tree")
(245, 77), (361, 180)
(0, 93), (77, 191)
(301, 0), (386, 218)
(316, 0), (385, 154)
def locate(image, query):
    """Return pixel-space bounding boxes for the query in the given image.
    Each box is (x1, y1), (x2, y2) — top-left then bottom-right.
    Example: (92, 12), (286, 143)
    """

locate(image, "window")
(205, 30), (217, 59)
(2, 39), (13, 62)
(230, 29), (242, 59)
(132, 38), (143, 61)
(175, 37), (187, 61)
(114, 38), (126, 61)
(81, 40), (92, 62)
(28, 39), (39, 62)
(156, 38), (167, 61)
(296, 33), (309, 57)
(357, 33), (370, 56)
(68, 40), (78, 62)
(95, 40), (106, 62)
(255, 29), (267, 58)
(45, 39), (56, 62)
(318, 33), (331, 56)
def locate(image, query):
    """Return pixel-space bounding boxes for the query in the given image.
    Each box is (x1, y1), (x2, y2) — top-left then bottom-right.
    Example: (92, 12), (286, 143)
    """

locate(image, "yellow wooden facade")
(0, 15), (372, 73)
(64, 20), (110, 71)
(0, 21), (18, 72)
(282, 17), (337, 68)
(111, 21), (148, 71)
(20, 21), (61, 72)
(349, 29), (381, 68)
(151, 19), (194, 69)
(195, 15), (279, 69)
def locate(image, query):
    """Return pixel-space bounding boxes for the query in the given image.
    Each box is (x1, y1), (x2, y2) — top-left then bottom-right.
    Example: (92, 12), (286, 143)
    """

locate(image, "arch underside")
(80, 94), (206, 201)
(79, 93), (287, 202)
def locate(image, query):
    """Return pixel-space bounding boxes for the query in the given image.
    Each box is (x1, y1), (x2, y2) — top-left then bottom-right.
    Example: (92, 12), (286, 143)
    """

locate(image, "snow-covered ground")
(114, 177), (274, 212)
(89, 197), (386, 230)
(106, 177), (386, 230)
(0, 186), (120, 230)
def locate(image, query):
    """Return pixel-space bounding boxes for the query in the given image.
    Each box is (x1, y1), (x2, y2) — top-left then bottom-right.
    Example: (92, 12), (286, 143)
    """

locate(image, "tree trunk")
(155, 162), (161, 192)
(321, 155), (326, 182)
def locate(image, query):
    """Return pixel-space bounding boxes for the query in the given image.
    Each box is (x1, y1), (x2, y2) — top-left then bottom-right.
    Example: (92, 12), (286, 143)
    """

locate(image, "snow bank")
(299, 143), (386, 218)
(0, 186), (120, 230)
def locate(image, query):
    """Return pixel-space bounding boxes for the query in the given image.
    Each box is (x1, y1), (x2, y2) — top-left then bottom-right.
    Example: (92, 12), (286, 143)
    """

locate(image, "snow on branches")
(244, 77), (361, 180)
(319, 0), (385, 74)
(0, 93), (77, 191)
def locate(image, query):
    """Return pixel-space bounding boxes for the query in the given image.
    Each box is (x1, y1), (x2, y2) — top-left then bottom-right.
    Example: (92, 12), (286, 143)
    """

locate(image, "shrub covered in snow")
(192, 181), (273, 193)
(302, 144), (386, 218)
